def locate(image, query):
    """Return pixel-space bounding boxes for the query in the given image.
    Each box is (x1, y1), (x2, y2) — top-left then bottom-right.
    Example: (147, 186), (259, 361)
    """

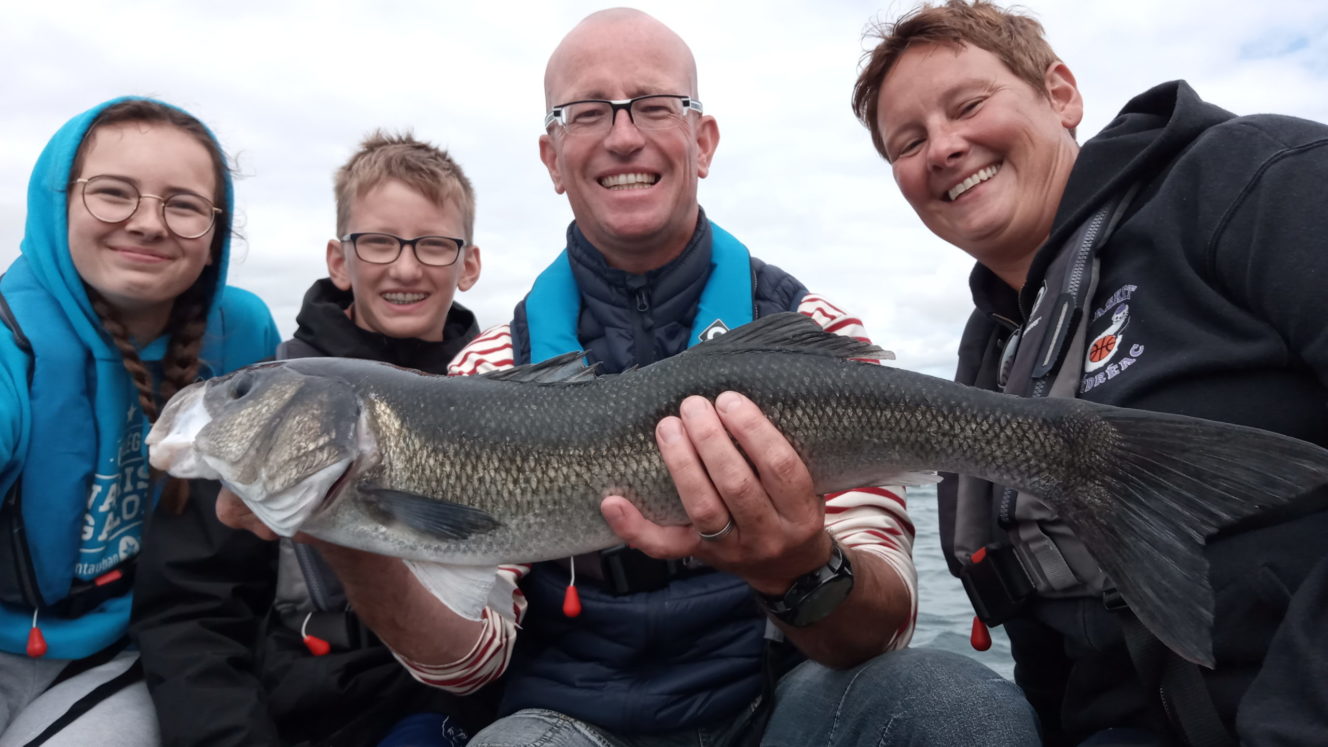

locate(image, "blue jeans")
(468, 647), (1038, 746)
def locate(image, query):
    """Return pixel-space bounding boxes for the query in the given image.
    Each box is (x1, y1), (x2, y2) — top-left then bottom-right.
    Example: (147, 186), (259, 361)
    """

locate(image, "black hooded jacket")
(132, 278), (489, 746)
(939, 81), (1328, 744)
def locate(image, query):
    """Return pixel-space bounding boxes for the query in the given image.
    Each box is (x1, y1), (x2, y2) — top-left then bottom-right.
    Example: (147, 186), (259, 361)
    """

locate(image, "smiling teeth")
(600, 173), (658, 190)
(384, 292), (427, 304)
(947, 164), (1001, 201)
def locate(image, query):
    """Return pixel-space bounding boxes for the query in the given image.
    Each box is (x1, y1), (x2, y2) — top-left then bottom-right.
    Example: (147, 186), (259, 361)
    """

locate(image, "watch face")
(789, 574), (854, 627)
(764, 542), (855, 627)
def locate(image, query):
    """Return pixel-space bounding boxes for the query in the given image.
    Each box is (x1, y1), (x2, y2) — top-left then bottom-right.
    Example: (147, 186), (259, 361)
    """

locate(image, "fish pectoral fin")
(404, 560), (505, 621)
(363, 487), (502, 539)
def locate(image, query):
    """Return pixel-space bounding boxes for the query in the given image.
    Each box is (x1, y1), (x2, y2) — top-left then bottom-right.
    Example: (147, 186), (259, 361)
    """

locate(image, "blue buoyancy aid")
(0, 97), (279, 659)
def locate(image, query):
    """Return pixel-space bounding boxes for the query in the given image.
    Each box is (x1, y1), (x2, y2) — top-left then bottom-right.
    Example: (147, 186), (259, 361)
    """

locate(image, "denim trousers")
(468, 647), (1039, 746)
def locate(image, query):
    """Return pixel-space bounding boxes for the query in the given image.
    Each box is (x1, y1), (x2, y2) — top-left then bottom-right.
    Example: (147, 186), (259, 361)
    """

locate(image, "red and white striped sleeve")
(391, 329), (531, 691)
(392, 563), (531, 693)
(448, 324), (516, 375)
(797, 294), (919, 650)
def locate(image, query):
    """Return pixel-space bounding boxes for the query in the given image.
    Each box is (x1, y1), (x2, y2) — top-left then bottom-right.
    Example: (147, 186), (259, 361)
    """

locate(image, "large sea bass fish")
(148, 313), (1328, 667)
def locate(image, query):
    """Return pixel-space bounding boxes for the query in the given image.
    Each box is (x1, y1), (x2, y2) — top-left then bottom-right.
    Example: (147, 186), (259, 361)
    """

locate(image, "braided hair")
(72, 100), (231, 513)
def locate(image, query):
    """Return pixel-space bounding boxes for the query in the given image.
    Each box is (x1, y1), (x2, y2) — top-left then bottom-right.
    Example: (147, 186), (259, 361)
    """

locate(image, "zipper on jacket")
(625, 276), (657, 367)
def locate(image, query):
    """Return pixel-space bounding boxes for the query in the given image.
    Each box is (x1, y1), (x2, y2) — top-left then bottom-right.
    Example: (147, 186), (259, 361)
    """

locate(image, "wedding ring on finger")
(697, 518), (736, 542)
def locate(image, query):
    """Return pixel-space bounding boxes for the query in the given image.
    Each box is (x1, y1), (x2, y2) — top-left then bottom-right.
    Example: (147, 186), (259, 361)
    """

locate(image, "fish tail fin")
(1068, 409), (1328, 668)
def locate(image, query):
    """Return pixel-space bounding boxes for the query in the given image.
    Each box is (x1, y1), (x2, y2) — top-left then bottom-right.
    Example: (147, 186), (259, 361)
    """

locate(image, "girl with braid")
(0, 97), (279, 745)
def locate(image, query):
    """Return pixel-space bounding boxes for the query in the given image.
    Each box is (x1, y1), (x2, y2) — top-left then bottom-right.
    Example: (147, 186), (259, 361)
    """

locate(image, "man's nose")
(604, 108), (646, 154)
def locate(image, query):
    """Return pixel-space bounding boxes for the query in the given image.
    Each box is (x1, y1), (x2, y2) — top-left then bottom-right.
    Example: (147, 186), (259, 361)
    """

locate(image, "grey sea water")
(907, 484), (1015, 681)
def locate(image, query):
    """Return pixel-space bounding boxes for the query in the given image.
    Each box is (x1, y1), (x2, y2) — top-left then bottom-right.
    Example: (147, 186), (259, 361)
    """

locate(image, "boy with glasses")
(132, 131), (490, 746)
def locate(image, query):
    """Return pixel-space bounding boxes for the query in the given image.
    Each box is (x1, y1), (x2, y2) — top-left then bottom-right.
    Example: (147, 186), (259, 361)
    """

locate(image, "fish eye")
(228, 371), (254, 399)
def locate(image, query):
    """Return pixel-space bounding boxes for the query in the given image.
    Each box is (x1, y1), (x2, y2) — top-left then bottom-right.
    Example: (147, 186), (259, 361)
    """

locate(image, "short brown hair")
(334, 131), (476, 244)
(852, 0), (1061, 160)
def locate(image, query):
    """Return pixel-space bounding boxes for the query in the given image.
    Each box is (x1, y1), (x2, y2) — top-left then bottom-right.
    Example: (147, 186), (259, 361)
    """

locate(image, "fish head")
(148, 362), (367, 536)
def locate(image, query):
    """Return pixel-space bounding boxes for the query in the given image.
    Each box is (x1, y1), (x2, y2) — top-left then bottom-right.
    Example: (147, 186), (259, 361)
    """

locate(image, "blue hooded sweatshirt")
(0, 97), (280, 660)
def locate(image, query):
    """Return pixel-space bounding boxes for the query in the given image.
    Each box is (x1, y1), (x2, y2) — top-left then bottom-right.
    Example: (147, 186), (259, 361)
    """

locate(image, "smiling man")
(418, 8), (1034, 746)
(854, 1), (1328, 745)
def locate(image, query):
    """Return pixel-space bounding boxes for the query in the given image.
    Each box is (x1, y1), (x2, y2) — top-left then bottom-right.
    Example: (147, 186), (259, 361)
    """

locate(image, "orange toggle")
(27, 626), (47, 658)
(303, 635), (331, 656)
(562, 585), (582, 618)
(970, 616), (992, 651)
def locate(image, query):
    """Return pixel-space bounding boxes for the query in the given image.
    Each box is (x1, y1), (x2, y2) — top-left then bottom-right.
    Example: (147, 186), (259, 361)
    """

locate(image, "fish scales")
(283, 345), (1108, 563)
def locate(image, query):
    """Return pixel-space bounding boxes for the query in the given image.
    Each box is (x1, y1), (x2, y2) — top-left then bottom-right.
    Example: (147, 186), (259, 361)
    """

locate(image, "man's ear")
(457, 245), (481, 292)
(327, 238), (352, 291)
(539, 133), (567, 194)
(695, 115), (720, 179)
(1045, 61), (1083, 133)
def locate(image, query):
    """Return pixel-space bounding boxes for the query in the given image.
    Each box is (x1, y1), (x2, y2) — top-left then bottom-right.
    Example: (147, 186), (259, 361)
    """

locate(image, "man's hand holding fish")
(604, 391), (912, 667)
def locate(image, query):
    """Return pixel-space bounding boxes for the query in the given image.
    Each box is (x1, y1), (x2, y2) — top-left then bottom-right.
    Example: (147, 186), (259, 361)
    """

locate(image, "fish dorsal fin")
(362, 486), (503, 539)
(480, 351), (599, 383)
(689, 312), (893, 361)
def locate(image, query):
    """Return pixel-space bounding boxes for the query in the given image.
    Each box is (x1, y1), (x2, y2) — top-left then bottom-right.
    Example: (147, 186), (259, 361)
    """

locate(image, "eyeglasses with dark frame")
(544, 94), (704, 135)
(75, 175), (222, 239)
(340, 232), (467, 267)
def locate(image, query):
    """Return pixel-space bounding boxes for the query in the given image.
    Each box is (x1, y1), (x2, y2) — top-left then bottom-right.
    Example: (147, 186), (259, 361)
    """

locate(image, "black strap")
(734, 637), (786, 747)
(0, 285), (32, 355)
(24, 658), (144, 747)
(1119, 610), (1236, 747)
(47, 637), (130, 689)
(597, 545), (710, 595)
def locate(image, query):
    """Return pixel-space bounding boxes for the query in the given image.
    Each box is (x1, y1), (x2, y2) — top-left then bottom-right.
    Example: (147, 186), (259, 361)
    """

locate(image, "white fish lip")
(945, 163), (1001, 201)
(147, 386), (218, 478)
(599, 172), (659, 190)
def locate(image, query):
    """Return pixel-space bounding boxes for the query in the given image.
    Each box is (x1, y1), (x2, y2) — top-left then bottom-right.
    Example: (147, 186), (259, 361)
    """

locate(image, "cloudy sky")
(2, 0), (1325, 378)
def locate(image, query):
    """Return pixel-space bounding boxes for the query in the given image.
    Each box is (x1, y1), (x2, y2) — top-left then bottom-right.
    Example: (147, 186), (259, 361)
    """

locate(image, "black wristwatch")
(757, 541), (854, 627)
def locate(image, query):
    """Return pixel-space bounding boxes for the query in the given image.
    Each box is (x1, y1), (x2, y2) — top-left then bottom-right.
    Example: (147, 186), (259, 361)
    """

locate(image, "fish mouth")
(321, 457), (358, 509)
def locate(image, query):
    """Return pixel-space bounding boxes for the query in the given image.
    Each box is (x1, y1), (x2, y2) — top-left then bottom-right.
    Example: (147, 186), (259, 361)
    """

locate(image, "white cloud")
(2, 0), (1326, 381)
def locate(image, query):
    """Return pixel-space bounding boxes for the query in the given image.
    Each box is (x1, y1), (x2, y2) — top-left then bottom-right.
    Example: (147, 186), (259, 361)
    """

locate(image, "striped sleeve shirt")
(394, 295), (918, 692)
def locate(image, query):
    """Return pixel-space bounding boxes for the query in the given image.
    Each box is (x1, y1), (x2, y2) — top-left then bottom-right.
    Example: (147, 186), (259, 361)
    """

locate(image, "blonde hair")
(334, 131), (476, 244)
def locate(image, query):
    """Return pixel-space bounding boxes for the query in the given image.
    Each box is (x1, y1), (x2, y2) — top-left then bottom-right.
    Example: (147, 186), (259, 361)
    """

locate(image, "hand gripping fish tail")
(145, 312), (1328, 669)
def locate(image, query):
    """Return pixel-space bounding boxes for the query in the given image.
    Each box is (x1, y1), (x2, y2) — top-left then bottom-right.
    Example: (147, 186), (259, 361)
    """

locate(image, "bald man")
(216, 9), (1038, 746)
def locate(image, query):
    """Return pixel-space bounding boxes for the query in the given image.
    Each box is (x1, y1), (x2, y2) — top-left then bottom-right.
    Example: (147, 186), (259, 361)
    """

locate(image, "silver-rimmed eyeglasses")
(341, 233), (466, 267)
(75, 175), (221, 240)
(544, 94), (703, 135)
